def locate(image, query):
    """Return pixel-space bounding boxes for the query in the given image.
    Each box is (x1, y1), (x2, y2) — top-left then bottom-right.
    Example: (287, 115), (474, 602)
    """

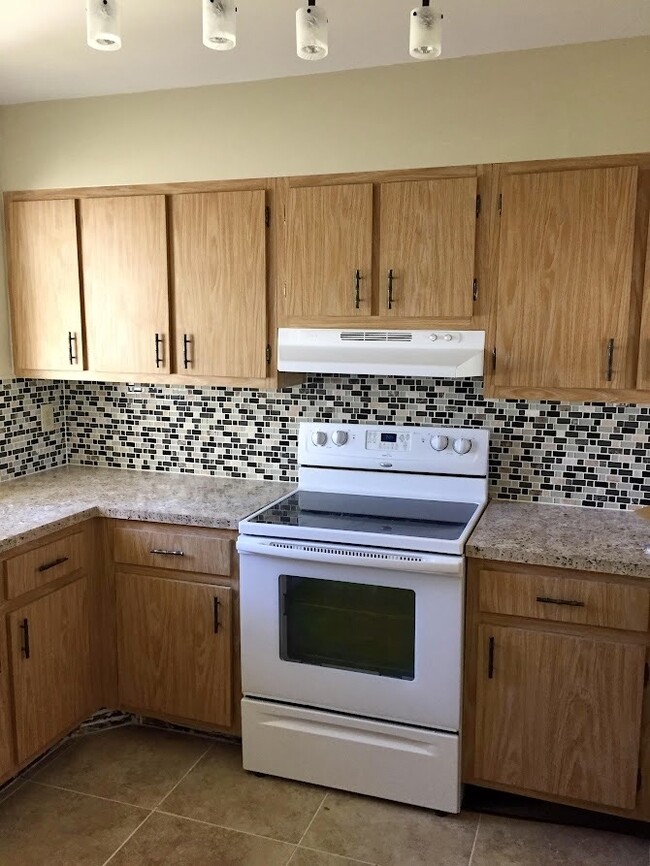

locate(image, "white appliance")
(237, 422), (489, 813)
(277, 328), (485, 377)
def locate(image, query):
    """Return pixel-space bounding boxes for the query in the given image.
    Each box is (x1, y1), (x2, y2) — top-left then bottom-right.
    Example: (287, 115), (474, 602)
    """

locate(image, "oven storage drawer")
(241, 698), (460, 813)
(478, 568), (649, 632)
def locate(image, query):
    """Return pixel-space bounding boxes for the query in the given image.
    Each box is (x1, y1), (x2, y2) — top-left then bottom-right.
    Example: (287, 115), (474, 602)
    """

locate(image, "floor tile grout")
(99, 811), (155, 866)
(151, 741), (215, 811)
(286, 791), (330, 864)
(298, 843), (378, 865)
(467, 813), (481, 866)
(27, 779), (152, 812)
(155, 806), (302, 847)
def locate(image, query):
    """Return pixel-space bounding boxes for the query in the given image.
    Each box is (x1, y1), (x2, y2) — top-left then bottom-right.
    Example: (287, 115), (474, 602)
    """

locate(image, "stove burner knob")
(453, 437), (473, 455)
(311, 431), (328, 447)
(332, 430), (349, 446)
(430, 434), (449, 451)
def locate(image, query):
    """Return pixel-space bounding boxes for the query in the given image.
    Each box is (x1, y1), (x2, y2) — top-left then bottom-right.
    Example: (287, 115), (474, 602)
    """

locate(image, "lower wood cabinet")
(8, 576), (92, 764)
(0, 618), (16, 778)
(115, 573), (233, 728)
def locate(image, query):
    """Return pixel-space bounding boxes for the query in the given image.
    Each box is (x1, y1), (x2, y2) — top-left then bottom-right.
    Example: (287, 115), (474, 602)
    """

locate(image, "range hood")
(278, 329), (485, 377)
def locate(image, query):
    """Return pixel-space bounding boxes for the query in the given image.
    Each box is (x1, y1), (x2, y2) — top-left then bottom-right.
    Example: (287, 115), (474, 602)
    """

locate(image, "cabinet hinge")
(498, 193), (503, 216)
(265, 206), (271, 228)
(266, 344), (272, 364)
(472, 278), (479, 302)
(638, 769), (643, 792)
(644, 662), (649, 688)
(475, 194), (481, 218)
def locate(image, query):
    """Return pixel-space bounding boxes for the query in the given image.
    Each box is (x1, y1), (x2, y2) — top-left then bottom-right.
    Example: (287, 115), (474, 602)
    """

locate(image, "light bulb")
(86, 0), (121, 52)
(296, 3), (328, 61)
(409, 5), (442, 59)
(203, 0), (237, 51)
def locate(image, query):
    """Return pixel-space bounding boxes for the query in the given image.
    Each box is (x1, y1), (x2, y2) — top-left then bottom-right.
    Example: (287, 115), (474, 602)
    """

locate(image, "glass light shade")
(409, 7), (442, 59)
(86, 0), (121, 52)
(296, 5), (328, 61)
(203, 0), (237, 51)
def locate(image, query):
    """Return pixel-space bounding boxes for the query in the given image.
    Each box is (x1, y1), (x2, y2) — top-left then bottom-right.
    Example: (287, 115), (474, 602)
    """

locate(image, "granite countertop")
(0, 466), (294, 554)
(467, 501), (650, 579)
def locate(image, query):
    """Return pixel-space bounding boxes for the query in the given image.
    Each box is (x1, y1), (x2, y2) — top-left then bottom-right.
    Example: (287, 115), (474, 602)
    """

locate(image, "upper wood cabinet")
(637, 220), (650, 390)
(171, 190), (267, 379)
(379, 177), (477, 320)
(80, 195), (170, 376)
(285, 183), (373, 319)
(492, 163), (641, 393)
(7, 199), (84, 373)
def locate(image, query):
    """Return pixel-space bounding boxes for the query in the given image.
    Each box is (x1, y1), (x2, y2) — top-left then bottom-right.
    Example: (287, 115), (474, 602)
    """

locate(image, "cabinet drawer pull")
(354, 269), (362, 310)
(606, 338), (614, 382)
(536, 595), (585, 608)
(183, 334), (192, 370)
(387, 269), (395, 310)
(150, 549), (185, 557)
(487, 636), (495, 679)
(155, 333), (164, 369)
(37, 556), (69, 573)
(20, 619), (30, 660)
(214, 597), (221, 634)
(68, 331), (78, 365)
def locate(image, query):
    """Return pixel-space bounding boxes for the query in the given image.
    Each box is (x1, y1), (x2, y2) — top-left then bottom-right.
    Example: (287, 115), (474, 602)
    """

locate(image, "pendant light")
(86, 0), (121, 51)
(409, 0), (442, 59)
(203, 0), (237, 51)
(296, 1), (328, 61)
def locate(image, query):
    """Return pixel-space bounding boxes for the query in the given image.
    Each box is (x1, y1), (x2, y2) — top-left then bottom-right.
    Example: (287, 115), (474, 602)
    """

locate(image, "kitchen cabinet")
(170, 190), (267, 378)
(7, 199), (84, 374)
(8, 576), (92, 764)
(80, 195), (170, 376)
(0, 618), (16, 780)
(637, 220), (650, 390)
(115, 573), (233, 728)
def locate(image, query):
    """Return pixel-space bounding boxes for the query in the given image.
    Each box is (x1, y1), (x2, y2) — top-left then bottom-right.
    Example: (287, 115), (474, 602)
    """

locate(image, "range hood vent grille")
(340, 331), (413, 343)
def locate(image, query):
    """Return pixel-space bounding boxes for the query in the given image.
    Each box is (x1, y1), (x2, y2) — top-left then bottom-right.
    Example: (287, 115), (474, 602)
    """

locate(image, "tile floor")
(0, 725), (647, 866)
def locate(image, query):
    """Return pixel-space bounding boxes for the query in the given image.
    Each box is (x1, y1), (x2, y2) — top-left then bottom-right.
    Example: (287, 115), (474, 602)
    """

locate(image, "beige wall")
(0, 36), (649, 375)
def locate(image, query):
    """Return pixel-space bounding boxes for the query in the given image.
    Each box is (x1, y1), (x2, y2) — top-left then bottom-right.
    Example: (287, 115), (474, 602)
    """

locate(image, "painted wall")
(0, 35), (649, 374)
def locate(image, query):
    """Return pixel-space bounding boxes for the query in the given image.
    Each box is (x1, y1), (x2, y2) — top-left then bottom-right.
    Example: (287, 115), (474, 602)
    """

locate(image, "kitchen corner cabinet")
(80, 195), (170, 376)
(6, 198), (85, 373)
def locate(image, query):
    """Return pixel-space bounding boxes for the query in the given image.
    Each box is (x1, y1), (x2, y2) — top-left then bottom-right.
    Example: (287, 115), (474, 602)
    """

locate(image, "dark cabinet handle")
(155, 333), (164, 369)
(487, 636), (495, 679)
(150, 549), (185, 557)
(387, 269), (395, 310)
(606, 338), (614, 382)
(37, 556), (69, 573)
(214, 597), (221, 634)
(20, 619), (30, 660)
(536, 596), (585, 608)
(183, 334), (192, 370)
(354, 270), (362, 310)
(68, 332), (78, 365)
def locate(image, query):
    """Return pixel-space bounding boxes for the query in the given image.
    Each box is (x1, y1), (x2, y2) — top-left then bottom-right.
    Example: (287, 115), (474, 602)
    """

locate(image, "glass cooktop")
(250, 491), (479, 541)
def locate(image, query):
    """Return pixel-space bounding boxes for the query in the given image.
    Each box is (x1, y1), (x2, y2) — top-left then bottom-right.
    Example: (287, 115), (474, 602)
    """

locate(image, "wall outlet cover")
(40, 403), (55, 433)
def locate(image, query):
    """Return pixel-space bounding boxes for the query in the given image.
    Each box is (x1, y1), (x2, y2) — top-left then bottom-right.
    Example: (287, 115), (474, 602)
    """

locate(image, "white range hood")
(277, 328), (485, 378)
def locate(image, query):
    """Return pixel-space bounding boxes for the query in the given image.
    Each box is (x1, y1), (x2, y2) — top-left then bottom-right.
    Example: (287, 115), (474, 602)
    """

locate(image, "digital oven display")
(380, 433), (398, 443)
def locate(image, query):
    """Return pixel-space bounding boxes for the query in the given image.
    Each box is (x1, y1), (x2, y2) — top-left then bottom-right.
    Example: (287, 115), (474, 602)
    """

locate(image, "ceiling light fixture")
(203, 0), (237, 51)
(86, 0), (121, 52)
(296, 0), (328, 62)
(409, 0), (442, 60)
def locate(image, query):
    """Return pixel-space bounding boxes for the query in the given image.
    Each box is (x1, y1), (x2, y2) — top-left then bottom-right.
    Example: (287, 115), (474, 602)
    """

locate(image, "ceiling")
(0, 1), (649, 105)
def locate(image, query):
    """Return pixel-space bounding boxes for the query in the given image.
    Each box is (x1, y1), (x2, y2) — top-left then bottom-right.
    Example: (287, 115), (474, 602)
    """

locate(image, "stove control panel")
(366, 430), (411, 452)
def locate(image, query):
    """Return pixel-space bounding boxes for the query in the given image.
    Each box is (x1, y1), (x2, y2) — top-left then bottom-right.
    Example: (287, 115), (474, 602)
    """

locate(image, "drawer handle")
(20, 618), (30, 660)
(214, 597), (221, 634)
(487, 636), (495, 679)
(150, 549), (185, 557)
(37, 556), (69, 572)
(536, 596), (585, 608)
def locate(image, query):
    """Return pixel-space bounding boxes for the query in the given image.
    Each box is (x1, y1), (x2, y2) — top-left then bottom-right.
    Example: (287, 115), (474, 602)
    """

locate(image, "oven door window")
(279, 575), (415, 680)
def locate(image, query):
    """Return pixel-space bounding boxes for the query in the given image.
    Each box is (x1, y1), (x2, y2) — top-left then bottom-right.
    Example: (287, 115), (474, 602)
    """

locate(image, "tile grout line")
(151, 741), (215, 811)
(99, 811), (155, 866)
(26, 779), (152, 812)
(298, 843), (377, 866)
(155, 807), (303, 848)
(467, 813), (482, 866)
(286, 791), (330, 864)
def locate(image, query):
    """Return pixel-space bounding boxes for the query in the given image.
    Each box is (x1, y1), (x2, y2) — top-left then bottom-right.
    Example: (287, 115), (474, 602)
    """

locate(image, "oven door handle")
(236, 535), (464, 576)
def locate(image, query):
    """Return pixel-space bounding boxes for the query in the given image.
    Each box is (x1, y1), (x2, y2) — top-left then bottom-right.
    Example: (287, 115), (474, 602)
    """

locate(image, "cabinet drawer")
(113, 524), (232, 577)
(5, 530), (86, 599)
(479, 569), (649, 632)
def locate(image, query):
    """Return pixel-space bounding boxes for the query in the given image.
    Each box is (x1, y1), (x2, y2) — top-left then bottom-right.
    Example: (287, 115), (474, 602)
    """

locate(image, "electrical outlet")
(40, 404), (55, 433)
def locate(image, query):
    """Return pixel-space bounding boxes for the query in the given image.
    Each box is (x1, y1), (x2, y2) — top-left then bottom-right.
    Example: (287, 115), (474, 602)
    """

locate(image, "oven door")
(237, 535), (464, 731)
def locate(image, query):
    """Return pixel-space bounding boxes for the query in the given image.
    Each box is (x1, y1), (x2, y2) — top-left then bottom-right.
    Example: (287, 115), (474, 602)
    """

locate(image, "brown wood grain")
(378, 177), (477, 319)
(115, 573), (233, 727)
(0, 618), (15, 779)
(495, 166), (638, 390)
(637, 208), (650, 389)
(9, 576), (92, 764)
(171, 190), (267, 378)
(80, 195), (170, 375)
(7, 199), (84, 372)
(285, 183), (373, 320)
(479, 568), (650, 632)
(5, 531), (86, 600)
(113, 524), (232, 577)
(475, 624), (645, 810)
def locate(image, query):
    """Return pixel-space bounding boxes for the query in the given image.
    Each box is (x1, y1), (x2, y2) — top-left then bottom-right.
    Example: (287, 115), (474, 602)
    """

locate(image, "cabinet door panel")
(8, 199), (83, 372)
(379, 177), (477, 319)
(9, 577), (92, 764)
(116, 573), (233, 728)
(286, 183), (373, 319)
(475, 625), (645, 810)
(81, 195), (169, 375)
(172, 191), (266, 378)
(0, 619), (15, 779)
(636, 219), (650, 389)
(495, 167), (637, 389)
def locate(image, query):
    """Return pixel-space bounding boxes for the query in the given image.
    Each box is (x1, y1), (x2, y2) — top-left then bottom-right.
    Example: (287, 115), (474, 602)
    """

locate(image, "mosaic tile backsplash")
(63, 377), (650, 509)
(0, 378), (67, 480)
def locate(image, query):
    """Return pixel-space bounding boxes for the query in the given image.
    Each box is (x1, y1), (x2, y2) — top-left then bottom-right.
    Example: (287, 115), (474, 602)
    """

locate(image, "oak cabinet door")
(379, 177), (477, 320)
(636, 220), (650, 390)
(8, 199), (84, 373)
(116, 573), (233, 728)
(0, 619), (15, 779)
(80, 195), (170, 375)
(475, 625), (645, 810)
(171, 191), (267, 378)
(285, 183), (373, 319)
(495, 166), (638, 390)
(9, 577), (92, 764)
